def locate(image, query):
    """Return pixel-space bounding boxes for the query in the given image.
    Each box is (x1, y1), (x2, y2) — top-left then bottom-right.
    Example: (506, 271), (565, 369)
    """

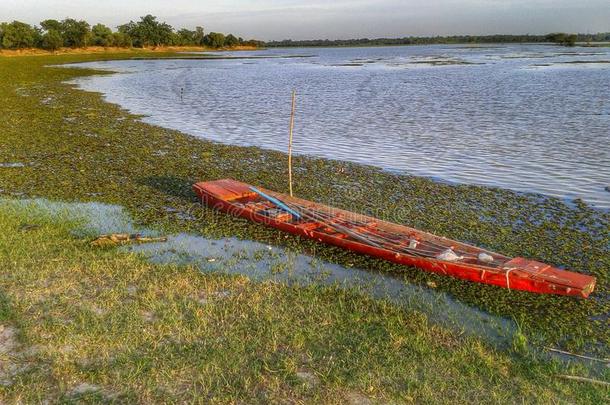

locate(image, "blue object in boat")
(249, 186), (302, 220)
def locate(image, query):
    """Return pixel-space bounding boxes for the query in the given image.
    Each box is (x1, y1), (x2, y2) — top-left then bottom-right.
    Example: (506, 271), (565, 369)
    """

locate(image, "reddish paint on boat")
(192, 179), (596, 298)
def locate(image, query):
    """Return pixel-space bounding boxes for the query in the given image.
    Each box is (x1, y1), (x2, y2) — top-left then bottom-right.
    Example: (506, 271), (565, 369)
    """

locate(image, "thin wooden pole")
(288, 90), (296, 197)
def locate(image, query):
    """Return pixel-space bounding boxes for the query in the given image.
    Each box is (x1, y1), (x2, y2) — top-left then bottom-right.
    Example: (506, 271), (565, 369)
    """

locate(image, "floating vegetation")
(449, 45), (505, 50)
(406, 58), (481, 66)
(529, 60), (610, 69)
(326, 55), (482, 68)
(561, 60), (610, 64)
(500, 53), (555, 59)
(0, 51), (608, 357)
(129, 54), (317, 61)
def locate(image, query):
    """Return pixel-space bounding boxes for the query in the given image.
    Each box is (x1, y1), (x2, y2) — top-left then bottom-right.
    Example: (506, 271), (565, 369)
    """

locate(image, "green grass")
(0, 200), (608, 403)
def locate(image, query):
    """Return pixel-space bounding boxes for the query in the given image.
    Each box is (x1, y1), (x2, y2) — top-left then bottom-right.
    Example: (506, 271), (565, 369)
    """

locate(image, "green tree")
(176, 28), (196, 46)
(546, 32), (577, 47)
(225, 34), (239, 47)
(119, 15), (173, 47)
(1, 21), (38, 49)
(91, 23), (113, 46)
(564, 34), (577, 46)
(112, 31), (132, 47)
(194, 26), (205, 45)
(204, 32), (225, 48)
(41, 29), (63, 50)
(117, 22), (136, 42)
(61, 18), (91, 47)
(40, 19), (62, 32)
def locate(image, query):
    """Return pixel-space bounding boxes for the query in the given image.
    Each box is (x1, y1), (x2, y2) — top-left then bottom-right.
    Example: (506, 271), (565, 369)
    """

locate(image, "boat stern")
(193, 179), (257, 202)
(504, 257), (597, 298)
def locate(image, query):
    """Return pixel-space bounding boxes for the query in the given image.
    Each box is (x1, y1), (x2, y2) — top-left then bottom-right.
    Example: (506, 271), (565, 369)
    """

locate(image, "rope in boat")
(310, 207), (575, 286)
(283, 201), (494, 260)
(248, 190), (581, 288)
(281, 200), (443, 259)
(280, 199), (484, 260)
(304, 204), (578, 286)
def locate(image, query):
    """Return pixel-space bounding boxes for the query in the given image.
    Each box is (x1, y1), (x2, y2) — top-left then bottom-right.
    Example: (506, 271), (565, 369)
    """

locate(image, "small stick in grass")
(91, 233), (167, 246)
(545, 347), (610, 363)
(558, 375), (610, 386)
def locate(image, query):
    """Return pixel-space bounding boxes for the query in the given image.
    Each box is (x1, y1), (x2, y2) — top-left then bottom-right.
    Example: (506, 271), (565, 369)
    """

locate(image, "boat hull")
(193, 179), (596, 298)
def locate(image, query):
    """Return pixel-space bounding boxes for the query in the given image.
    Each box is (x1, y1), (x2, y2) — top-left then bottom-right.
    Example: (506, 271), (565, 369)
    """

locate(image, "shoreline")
(266, 41), (610, 49)
(0, 44), (260, 57)
(60, 49), (610, 213)
(0, 51), (608, 353)
(59, 60), (610, 213)
(2, 41), (606, 59)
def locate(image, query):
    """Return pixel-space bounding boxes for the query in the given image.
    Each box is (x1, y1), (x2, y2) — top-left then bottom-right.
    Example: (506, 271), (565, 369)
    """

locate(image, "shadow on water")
(139, 175), (197, 201)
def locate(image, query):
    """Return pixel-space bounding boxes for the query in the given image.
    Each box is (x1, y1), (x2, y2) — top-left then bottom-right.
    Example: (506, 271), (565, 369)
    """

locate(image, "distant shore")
(3, 42), (608, 58)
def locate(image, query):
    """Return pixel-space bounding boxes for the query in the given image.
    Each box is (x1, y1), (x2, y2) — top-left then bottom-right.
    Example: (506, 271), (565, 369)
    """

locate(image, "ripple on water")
(63, 44), (610, 208)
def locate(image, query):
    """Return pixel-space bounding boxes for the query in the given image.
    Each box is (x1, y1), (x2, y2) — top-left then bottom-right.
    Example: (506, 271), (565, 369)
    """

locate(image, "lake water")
(66, 45), (610, 208)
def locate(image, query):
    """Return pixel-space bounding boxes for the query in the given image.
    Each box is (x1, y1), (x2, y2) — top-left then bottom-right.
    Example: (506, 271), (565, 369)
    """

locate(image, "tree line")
(266, 33), (610, 48)
(2, 16), (608, 51)
(0, 15), (263, 50)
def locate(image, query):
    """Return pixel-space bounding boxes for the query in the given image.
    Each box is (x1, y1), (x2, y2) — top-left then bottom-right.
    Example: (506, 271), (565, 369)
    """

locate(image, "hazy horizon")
(1, 1), (609, 41)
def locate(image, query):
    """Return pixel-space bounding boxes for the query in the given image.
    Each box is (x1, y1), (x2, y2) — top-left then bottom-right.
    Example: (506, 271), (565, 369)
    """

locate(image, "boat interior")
(206, 181), (511, 268)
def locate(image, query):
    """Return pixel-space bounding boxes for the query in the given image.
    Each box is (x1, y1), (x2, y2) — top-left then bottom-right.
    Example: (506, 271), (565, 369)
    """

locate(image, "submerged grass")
(0, 51), (608, 359)
(0, 200), (608, 402)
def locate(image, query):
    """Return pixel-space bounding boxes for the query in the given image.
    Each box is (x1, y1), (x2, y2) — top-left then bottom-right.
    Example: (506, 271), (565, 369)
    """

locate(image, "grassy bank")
(0, 51), (608, 400)
(0, 199), (607, 403)
(0, 45), (259, 57)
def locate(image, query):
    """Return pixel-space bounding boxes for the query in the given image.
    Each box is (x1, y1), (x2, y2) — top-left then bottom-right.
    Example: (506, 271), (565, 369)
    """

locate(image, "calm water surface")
(66, 45), (610, 208)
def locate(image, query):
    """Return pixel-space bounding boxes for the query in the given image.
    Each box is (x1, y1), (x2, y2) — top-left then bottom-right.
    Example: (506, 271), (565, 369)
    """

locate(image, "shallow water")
(64, 44), (610, 209)
(5, 197), (516, 346)
(130, 233), (516, 345)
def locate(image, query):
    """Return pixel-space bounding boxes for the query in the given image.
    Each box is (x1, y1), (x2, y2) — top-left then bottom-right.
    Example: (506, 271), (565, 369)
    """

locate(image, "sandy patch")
(0, 325), (22, 386)
(296, 370), (320, 388)
(346, 392), (373, 405)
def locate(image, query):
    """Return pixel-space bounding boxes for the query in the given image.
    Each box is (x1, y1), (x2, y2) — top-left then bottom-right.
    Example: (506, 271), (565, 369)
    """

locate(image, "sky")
(1, 0), (609, 41)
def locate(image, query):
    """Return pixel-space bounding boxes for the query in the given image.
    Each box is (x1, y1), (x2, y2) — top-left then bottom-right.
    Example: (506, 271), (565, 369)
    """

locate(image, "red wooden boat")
(192, 179), (596, 298)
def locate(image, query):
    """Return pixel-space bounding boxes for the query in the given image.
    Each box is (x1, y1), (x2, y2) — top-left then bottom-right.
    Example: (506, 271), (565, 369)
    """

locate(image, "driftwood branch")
(91, 233), (167, 246)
